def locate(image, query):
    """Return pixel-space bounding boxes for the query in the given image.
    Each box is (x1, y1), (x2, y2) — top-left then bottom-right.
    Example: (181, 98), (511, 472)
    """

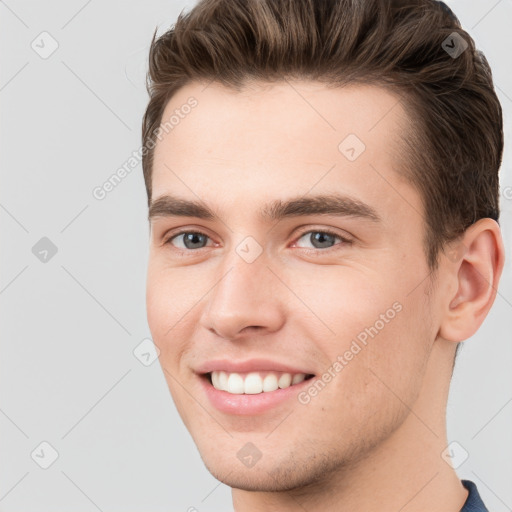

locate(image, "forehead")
(151, 80), (417, 223)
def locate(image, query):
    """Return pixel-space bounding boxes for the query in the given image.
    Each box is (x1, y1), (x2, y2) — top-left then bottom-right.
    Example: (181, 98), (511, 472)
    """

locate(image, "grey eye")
(171, 232), (210, 250)
(296, 231), (339, 249)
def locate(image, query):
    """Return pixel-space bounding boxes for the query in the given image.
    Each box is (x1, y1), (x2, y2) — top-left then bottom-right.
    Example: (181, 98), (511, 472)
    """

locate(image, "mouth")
(198, 370), (316, 415)
(204, 370), (315, 394)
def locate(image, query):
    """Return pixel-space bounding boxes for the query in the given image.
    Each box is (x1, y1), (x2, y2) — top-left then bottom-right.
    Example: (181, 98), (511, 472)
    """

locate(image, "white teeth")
(210, 371), (309, 394)
(244, 372), (263, 394)
(211, 371), (220, 389)
(262, 374), (279, 392)
(278, 373), (292, 389)
(292, 373), (306, 385)
(218, 371), (228, 391)
(227, 373), (245, 394)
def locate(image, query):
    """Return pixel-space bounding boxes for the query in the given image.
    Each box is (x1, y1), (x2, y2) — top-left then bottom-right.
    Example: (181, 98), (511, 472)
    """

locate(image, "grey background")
(1, 0), (511, 510)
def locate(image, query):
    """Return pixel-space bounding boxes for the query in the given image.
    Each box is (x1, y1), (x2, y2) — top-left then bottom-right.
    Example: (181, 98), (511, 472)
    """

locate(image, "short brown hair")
(142, 0), (503, 271)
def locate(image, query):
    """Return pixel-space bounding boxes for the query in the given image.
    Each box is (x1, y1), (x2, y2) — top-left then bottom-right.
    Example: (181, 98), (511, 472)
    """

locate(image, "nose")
(199, 248), (286, 340)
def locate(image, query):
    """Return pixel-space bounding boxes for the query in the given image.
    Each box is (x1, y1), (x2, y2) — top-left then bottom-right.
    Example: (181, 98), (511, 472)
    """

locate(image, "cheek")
(288, 266), (392, 342)
(305, 266), (432, 395)
(146, 269), (195, 419)
(354, 293), (434, 412)
(145, 265), (197, 361)
(145, 271), (170, 343)
(146, 257), (204, 324)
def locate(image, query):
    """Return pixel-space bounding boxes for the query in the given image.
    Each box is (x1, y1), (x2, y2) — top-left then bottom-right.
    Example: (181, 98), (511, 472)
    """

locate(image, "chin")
(201, 458), (306, 493)
(195, 438), (345, 494)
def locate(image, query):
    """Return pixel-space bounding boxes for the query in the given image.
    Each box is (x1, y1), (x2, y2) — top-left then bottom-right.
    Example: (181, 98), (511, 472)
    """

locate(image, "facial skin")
(146, 80), (504, 511)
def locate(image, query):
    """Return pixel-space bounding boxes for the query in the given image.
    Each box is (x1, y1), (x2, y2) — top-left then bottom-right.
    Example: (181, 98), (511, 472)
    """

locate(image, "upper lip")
(195, 358), (315, 375)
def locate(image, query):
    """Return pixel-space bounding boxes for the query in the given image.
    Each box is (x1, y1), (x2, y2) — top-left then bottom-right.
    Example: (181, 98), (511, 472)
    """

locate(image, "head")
(143, 0), (504, 494)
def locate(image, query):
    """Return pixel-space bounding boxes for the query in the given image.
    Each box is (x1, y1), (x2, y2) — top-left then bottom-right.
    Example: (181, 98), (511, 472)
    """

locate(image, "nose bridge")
(200, 242), (285, 338)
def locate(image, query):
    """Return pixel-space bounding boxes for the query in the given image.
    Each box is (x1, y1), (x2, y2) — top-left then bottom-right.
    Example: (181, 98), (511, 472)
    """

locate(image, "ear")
(438, 218), (505, 343)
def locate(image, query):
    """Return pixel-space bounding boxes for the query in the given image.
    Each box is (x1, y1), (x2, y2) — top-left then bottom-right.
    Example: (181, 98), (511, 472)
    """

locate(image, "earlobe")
(438, 218), (505, 343)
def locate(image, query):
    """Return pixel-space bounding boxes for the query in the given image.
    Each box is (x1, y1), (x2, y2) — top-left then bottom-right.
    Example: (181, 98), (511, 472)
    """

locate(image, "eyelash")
(163, 227), (352, 255)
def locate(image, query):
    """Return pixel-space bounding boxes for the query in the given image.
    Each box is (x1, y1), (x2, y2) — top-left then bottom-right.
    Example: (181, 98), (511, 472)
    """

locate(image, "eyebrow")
(148, 193), (382, 224)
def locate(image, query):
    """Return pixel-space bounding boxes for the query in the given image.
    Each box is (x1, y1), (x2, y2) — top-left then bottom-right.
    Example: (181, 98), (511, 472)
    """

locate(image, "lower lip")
(199, 375), (314, 415)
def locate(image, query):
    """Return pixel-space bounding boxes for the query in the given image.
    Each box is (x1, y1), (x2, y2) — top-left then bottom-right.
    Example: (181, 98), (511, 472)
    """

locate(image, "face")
(146, 80), (441, 491)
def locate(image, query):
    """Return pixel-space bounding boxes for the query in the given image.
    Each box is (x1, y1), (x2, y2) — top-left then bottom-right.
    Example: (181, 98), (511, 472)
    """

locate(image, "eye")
(293, 229), (351, 251)
(164, 228), (352, 253)
(165, 231), (213, 250)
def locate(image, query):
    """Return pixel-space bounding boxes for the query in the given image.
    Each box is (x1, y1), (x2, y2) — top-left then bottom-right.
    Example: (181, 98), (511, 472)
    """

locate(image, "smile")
(199, 369), (316, 415)
(209, 370), (314, 394)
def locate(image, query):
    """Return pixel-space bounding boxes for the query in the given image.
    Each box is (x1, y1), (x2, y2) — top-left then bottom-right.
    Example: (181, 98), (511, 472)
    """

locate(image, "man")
(142, 0), (505, 510)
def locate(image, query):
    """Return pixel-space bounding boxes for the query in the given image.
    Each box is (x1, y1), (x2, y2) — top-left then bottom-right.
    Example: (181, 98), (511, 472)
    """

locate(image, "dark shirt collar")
(460, 480), (488, 512)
